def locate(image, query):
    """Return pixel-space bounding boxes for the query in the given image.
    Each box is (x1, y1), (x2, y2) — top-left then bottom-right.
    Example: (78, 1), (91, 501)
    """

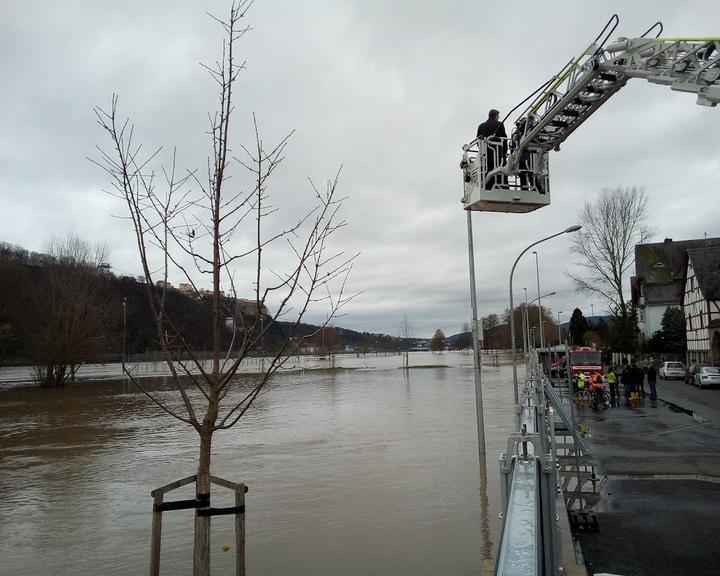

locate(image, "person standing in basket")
(476, 109), (507, 187)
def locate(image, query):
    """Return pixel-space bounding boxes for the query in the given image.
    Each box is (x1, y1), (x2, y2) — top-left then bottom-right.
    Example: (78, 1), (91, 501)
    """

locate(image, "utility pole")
(532, 251), (544, 350)
(557, 311), (563, 347)
(122, 297), (127, 367)
(466, 211), (486, 457)
(522, 288), (528, 363)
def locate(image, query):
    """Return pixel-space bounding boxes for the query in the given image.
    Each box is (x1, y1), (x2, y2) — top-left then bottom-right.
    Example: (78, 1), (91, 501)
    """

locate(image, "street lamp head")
(564, 225), (582, 233)
(547, 291), (557, 296)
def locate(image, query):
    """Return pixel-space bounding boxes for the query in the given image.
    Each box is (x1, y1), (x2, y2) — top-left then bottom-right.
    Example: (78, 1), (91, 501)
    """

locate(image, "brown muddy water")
(0, 352), (519, 575)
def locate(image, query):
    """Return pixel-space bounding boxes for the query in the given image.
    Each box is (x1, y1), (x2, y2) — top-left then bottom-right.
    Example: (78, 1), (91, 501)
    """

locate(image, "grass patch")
(299, 367), (363, 373)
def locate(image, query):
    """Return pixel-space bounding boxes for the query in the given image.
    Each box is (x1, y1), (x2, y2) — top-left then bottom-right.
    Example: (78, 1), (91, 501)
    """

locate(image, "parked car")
(659, 361), (685, 380)
(692, 366), (720, 388)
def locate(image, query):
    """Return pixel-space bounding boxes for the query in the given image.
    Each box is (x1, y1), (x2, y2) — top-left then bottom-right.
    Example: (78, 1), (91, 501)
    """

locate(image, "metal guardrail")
(494, 362), (570, 576)
(543, 378), (591, 457)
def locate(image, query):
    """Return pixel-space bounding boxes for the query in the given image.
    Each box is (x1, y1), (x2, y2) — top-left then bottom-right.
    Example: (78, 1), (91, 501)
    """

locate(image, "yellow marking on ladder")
(653, 37), (720, 42)
(528, 43), (596, 116)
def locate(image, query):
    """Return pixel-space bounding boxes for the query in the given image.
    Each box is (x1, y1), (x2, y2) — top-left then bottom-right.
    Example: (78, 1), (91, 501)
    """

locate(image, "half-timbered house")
(683, 246), (720, 365)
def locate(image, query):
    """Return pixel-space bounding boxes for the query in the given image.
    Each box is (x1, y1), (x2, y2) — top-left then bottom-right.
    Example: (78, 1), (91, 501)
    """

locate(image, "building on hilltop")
(682, 246), (720, 365)
(632, 237), (720, 342)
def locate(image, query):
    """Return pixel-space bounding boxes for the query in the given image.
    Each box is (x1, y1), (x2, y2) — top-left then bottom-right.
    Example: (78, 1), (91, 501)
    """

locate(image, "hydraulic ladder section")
(461, 15), (720, 214)
(602, 37), (720, 107)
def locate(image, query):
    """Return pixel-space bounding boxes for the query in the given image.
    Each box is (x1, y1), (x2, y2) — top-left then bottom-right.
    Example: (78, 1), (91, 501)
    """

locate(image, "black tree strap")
(197, 505), (246, 517)
(154, 493), (212, 512)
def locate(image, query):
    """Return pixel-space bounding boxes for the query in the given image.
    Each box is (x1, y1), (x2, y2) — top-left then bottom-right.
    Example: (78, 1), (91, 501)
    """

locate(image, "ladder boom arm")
(505, 36), (719, 175)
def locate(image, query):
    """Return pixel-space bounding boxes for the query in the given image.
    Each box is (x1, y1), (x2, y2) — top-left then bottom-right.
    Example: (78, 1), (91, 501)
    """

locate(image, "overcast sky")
(2, 0), (719, 338)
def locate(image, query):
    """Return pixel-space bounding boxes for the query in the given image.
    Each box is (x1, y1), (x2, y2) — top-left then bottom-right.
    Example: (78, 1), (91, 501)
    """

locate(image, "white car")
(659, 361), (685, 380)
(693, 366), (720, 388)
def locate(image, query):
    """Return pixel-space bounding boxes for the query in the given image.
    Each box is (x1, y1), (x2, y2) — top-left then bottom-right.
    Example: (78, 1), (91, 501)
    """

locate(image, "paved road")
(574, 376), (720, 575)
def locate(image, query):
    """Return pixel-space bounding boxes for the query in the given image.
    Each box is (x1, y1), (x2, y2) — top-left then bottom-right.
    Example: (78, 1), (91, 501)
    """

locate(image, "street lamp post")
(557, 311), (564, 347)
(528, 292), (557, 349)
(465, 211), (486, 456)
(122, 297), (127, 367)
(532, 251), (544, 350)
(522, 287), (528, 362)
(509, 225), (581, 404)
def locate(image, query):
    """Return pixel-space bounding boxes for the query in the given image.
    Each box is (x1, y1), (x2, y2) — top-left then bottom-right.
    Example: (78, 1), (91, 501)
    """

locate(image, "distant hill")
(0, 241), (417, 364)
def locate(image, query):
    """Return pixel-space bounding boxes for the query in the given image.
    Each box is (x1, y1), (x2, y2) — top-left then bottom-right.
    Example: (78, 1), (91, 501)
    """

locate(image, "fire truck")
(568, 346), (604, 379)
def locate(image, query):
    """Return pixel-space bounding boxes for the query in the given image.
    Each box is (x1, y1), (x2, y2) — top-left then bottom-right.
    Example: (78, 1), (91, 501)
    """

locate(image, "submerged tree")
(93, 3), (356, 574)
(15, 234), (112, 387)
(455, 322), (473, 350)
(569, 186), (652, 352)
(398, 314), (413, 367)
(430, 329), (446, 352)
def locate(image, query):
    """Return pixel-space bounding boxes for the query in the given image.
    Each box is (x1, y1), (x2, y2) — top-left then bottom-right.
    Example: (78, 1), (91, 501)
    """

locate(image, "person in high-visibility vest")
(606, 366), (619, 407)
(577, 371), (587, 392)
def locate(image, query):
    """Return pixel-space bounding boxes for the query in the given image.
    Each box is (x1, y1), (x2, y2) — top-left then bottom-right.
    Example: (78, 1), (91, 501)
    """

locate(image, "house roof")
(635, 237), (720, 284)
(687, 246), (720, 301)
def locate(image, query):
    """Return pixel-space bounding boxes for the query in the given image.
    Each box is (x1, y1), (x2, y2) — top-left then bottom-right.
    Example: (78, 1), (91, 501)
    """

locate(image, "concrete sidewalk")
(573, 379), (720, 576)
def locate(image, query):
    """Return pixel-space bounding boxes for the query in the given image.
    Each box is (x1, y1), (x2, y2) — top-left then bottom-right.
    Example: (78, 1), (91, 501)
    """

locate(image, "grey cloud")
(2, 0), (719, 338)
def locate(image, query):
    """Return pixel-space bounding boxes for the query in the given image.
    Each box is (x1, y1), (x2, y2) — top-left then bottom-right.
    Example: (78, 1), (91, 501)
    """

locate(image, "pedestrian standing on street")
(577, 371), (587, 394)
(629, 359), (644, 406)
(607, 365), (619, 407)
(621, 359), (633, 401)
(647, 363), (658, 402)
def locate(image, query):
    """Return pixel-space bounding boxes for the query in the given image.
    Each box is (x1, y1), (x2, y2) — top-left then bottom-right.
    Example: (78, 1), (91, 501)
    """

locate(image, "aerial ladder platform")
(461, 15), (720, 213)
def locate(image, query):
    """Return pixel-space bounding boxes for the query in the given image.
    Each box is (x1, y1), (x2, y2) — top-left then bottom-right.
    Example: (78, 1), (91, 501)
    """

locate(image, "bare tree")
(481, 313), (501, 349)
(455, 322), (473, 351)
(21, 234), (111, 387)
(92, 3), (356, 574)
(398, 314), (413, 368)
(569, 186), (652, 319)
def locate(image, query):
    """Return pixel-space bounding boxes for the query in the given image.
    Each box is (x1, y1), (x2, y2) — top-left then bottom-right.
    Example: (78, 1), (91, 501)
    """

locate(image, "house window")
(688, 314), (692, 330)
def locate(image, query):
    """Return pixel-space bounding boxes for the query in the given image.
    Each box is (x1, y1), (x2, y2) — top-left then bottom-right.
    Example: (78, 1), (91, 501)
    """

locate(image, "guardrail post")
(150, 491), (163, 576)
(499, 453), (511, 511)
(235, 484), (247, 576)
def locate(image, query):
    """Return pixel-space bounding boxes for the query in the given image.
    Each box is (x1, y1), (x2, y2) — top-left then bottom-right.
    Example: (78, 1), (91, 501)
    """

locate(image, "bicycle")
(574, 385), (611, 409)
(590, 385), (611, 409)
(573, 388), (592, 407)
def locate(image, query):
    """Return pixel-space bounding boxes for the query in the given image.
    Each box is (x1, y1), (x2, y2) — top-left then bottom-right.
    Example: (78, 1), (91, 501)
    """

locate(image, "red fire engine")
(568, 346), (603, 378)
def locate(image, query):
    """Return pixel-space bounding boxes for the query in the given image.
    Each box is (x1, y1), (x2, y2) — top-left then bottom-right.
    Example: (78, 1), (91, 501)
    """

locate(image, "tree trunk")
(194, 426), (213, 576)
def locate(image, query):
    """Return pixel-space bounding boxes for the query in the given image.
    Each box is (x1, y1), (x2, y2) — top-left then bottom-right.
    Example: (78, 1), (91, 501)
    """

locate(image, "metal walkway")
(494, 359), (601, 575)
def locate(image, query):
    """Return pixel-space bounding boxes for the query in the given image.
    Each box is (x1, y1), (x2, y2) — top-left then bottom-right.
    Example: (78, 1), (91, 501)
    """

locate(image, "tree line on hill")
(438, 302), (684, 356)
(0, 240), (411, 385)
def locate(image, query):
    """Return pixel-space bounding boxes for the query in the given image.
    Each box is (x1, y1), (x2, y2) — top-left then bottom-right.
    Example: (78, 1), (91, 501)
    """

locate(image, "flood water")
(0, 352), (520, 575)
